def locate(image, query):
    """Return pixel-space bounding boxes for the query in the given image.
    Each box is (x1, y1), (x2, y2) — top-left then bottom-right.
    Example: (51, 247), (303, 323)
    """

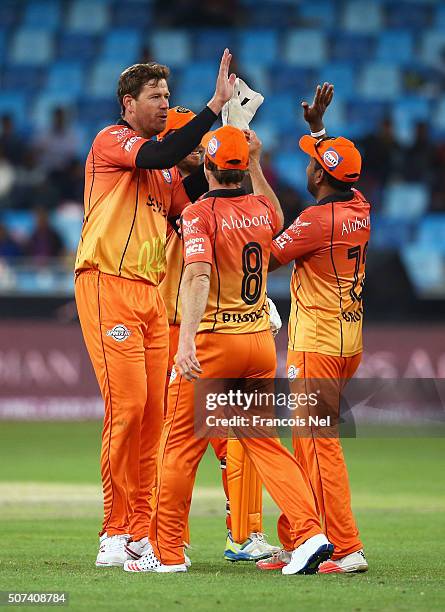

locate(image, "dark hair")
(313, 159), (355, 192)
(205, 158), (246, 185)
(117, 62), (170, 115)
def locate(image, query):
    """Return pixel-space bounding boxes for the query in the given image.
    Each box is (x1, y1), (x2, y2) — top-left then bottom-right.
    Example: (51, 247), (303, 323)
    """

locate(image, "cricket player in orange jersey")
(74, 50), (237, 567)
(124, 125), (333, 574)
(257, 84), (369, 574)
(158, 107), (279, 562)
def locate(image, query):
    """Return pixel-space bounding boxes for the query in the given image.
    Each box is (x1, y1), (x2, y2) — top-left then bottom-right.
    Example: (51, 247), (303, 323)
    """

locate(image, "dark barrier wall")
(0, 323), (444, 419)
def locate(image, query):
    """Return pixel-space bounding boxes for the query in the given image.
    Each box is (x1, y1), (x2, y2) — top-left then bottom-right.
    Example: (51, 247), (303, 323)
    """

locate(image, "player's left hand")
(175, 340), (203, 382)
(301, 82), (334, 132)
(222, 78), (264, 130)
(207, 49), (237, 115)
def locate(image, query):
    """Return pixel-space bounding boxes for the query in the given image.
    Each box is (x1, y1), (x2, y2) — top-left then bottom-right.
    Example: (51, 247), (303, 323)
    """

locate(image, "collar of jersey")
(204, 187), (247, 199)
(317, 191), (354, 206)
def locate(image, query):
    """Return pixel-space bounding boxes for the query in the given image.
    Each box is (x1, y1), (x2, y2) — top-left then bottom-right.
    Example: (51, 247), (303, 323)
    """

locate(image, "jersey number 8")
(241, 242), (262, 305)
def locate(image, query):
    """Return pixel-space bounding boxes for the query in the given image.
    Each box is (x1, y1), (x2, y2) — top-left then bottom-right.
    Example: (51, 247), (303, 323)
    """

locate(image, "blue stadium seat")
(1, 210), (36, 242)
(383, 183), (428, 219)
(240, 65), (270, 97)
(256, 93), (297, 130)
(318, 63), (355, 99)
(297, 1), (336, 28)
(249, 3), (293, 28)
(67, 0), (109, 33)
(392, 97), (431, 144)
(0, 1), (21, 27)
(10, 28), (54, 66)
(359, 63), (402, 101)
(77, 98), (120, 125)
(274, 152), (308, 192)
(421, 30), (445, 65)
(57, 33), (99, 61)
(88, 60), (129, 97)
(238, 30), (279, 67)
(343, 1), (383, 32)
(332, 34), (374, 63)
(111, 2), (154, 29)
(370, 215), (414, 249)
(433, 98), (445, 133)
(23, 1), (61, 29)
(417, 214), (445, 252)
(376, 30), (414, 64)
(32, 92), (75, 129)
(175, 62), (219, 109)
(401, 245), (444, 297)
(270, 66), (315, 95)
(346, 100), (389, 138)
(51, 206), (84, 252)
(387, 2), (430, 29)
(2, 66), (43, 93)
(193, 29), (235, 61)
(102, 29), (141, 61)
(150, 30), (191, 68)
(434, 4), (445, 29)
(46, 62), (84, 96)
(284, 30), (327, 67)
(0, 92), (28, 127)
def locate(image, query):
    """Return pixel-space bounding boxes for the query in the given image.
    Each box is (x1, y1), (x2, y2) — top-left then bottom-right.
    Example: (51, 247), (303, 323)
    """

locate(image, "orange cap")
(299, 135), (361, 182)
(202, 125), (249, 171)
(158, 106), (195, 139)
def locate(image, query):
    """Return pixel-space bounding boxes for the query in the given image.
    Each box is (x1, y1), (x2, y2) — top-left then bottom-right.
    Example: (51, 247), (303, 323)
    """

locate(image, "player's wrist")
(207, 96), (224, 116)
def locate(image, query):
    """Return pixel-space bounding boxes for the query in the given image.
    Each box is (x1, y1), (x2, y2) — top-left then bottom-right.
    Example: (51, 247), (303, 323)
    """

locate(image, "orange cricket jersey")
(75, 122), (190, 285)
(271, 189), (371, 357)
(181, 188), (279, 334)
(158, 222), (183, 324)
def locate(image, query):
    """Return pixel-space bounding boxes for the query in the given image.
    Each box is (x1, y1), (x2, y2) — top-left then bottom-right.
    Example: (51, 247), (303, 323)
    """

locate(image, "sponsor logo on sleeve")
(182, 216), (200, 236)
(106, 324), (131, 342)
(124, 135), (142, 152)
(185, 237), (205, 256)
(161, 169), (172, 184)
(323, 148), (343, 169)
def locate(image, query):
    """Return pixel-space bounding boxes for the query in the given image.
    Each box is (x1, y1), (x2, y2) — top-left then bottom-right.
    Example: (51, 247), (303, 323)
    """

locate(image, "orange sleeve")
(182, 204), (213, 266)
(256, 195), (279, 235)
(271, 207), (323, 265)
(94, 126), (147, 168)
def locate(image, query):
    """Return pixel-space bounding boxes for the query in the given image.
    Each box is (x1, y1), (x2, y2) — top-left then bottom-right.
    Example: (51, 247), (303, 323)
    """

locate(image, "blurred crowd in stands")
(0, 103), (444, 261)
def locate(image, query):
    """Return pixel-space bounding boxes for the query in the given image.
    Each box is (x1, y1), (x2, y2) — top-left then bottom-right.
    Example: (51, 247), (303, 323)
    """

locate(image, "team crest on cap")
(161, 169), (172, 183)
(106, 324), (131, 342)
(323, 148), (343, 169)
(176, 106), (191, 113)
(207, 136), (220, 157)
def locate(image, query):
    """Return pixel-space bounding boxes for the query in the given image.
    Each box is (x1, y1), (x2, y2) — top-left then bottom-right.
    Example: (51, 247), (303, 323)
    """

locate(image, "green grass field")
(0, 422), (444, 611)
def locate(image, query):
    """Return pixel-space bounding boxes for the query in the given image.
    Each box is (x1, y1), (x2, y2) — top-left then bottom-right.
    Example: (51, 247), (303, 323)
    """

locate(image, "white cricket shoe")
(282, 534), (334, 575)
(256, 549), (292, 571)
(124, 548), (187, 573)
(318, 549), (368, 574)
(95, 533), (130, 567)
(224, 531), (281, 562)
(125, 537), (153, 561)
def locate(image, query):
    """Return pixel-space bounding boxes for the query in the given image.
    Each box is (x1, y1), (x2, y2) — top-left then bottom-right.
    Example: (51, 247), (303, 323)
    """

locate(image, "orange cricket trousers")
(75, 270), (168, 540)
(166, 324), (228, 531)
(149, 330), (322, 565)
(278, 350), (363, 559)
